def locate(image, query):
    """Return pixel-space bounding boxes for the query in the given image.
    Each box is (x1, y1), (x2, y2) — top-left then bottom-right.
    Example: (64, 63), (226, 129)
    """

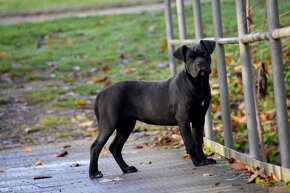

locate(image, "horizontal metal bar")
(204, 138), (290, 182)
(168, 37), (237, 45)
(168, 26), (290, 45)
(272, 26), (290, 39)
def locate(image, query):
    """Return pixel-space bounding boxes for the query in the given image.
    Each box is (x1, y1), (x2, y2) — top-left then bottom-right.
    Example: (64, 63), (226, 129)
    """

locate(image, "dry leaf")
(245, 165), (256, 173)
(33, 176), (52, 180)
(63, 145), (71, 149)
(203, 173), (215, 177)
(101, 64), (110, 72)
(228, 158), (236, 164)
(61, 39), (73, 46)
(35, 160), (42, 166)
(0, 170), (5, 173)
(23, 127), (32, 133)
(78, 121), (93, 127)
(24, 147), (32, 152)
(100, 176), (123, 183)
(52, 151), (68, 158)
(271, 173), (279, 182)
(75, 98), (87, 106)
(247, 168), (266, 183)
(182, 154), (190, 160)
(70, 163), (81, 167)
(214, 182), (220, 187)
(171, 134), (182, 140)
(94, 76), (108, 83)
(100, 146), (109, 156)
(134, 145), (143, 149)
(234, 162), (246, 170)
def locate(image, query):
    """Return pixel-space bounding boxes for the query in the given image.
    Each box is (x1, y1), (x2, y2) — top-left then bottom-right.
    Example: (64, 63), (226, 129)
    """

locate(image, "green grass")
(0, 0), (133, 11)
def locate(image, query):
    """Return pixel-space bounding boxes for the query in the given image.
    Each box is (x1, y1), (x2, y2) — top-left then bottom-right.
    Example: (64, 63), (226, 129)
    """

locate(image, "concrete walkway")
(0, 134), (286, 193)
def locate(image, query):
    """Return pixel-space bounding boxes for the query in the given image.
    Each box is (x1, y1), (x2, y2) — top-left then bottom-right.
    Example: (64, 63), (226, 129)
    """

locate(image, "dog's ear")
(200, 40), (216, 54)
(173, 45), (188, 62)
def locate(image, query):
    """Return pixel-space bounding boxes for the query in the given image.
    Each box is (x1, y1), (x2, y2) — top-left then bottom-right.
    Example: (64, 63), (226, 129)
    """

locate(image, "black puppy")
(89, 40), (216, 179)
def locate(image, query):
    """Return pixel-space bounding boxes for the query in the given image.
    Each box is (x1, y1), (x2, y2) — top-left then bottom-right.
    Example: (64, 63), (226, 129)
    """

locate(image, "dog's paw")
(89, 171), (103, 179)
(192, 160), (207, 166)
(205, 158), (216, 165)
(123, 166), (138, 173)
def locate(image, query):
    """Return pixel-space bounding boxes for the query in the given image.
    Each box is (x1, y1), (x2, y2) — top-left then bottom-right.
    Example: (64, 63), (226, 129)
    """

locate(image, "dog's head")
(173, 40), (216, 79)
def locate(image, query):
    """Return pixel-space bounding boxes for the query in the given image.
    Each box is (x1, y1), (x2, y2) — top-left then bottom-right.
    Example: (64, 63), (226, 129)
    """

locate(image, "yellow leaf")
(47, 38), (54, 45)
(75, 98), (87, 106)
(25, 147), (32, 152)
(61, 39), (73, 46)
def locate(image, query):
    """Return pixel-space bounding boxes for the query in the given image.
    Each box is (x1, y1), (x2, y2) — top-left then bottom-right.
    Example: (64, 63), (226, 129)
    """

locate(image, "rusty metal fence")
(164, 0), (290, 181)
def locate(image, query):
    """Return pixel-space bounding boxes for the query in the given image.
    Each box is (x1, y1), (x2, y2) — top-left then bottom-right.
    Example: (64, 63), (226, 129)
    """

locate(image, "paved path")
(0, 3), (164, 25)
(1, 135), (286, 193)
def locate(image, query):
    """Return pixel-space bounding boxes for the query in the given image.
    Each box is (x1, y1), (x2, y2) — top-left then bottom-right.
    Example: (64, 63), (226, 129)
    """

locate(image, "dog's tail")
(94, 94), (101, 125)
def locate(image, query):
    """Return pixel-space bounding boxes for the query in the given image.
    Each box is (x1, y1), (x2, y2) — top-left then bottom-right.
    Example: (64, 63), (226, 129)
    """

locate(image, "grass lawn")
(0, 1), (289, 165)
(0, 0), (135, 11)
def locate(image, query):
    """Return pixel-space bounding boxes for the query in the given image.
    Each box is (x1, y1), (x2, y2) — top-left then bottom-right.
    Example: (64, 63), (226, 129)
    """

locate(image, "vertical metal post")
(164, 0), (177, 77)
(176, 0), (187, 39)
(266, 0), (290, 168)
(211, 0), (233, 147)
(192, 0), (203, 39)
(191, 0), (213, 140)
(236, 0), (260, 160)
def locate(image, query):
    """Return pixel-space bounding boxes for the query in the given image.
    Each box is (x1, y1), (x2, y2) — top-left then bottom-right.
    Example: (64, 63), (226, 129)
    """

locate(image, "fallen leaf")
(35, 160), (42, 166)
(0, 170), (5, 173)
(75, 98), (87, 106)
(134, 145), (143, 149)
(70, 163), (81, 167)
(52, 151), (68, 158)
(24, 147), (32, 152)
(94, 76), (108, 83)
(203, 173), (215, 177)
(171, 134), (182, 141)
(63, 145), (71, 149)
(245, 165), (256, 173)
(100, 176), (123, 183)
(101, 64), (110, 72)
(61, 39), (73, 46)
(214, 182), (220, 186)
(271, 173), (279, 182)
(228, 158), (236, 164)
(182, 154), (190, 160)
(33, 176), (52, 180)
(100, 146), (109, 156)
(247, 168), (266, 184)
(23, 127), (32, 133)
(234, 162), (246, 170)
(78, 121), (93, 127)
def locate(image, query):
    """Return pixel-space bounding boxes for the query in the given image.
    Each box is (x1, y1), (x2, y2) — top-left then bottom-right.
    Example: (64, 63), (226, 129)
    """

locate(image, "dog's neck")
(183, 69), (210, 91)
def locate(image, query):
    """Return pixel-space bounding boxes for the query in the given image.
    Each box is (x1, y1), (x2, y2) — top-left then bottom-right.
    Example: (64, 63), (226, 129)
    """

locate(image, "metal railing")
(164, 0), (290, 182)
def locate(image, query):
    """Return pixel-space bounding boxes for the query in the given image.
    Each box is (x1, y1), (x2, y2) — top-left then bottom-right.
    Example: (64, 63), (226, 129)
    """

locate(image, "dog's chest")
(188, 94), (210, 117)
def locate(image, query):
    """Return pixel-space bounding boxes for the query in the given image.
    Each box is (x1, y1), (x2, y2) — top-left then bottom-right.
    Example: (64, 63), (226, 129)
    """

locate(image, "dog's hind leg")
(89, 122), (115, 179)
(109, 120), (138, 174)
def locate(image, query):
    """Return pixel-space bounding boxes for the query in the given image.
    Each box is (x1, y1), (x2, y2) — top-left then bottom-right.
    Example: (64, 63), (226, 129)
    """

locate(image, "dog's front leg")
(193, 119), (216, 165)
(177, 120), (206, 166)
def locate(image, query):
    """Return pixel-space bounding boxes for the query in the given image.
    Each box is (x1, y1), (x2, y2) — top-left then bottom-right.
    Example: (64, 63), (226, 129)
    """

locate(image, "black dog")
(89, 40), (216, 179)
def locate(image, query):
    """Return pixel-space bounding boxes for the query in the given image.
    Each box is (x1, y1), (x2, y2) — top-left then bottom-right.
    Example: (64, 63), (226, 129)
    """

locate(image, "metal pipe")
(272, 26), (290, 39)
(211, 0), (233, 148)
(236, 0), (260, 160)
(191, 0), (213, 140)
(266, 0), (290, 168)
(164, 0), (177, 77)
(176, 0), (187, 39)
(168, 26), (290, 46)
(192, 0), (203, 39)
